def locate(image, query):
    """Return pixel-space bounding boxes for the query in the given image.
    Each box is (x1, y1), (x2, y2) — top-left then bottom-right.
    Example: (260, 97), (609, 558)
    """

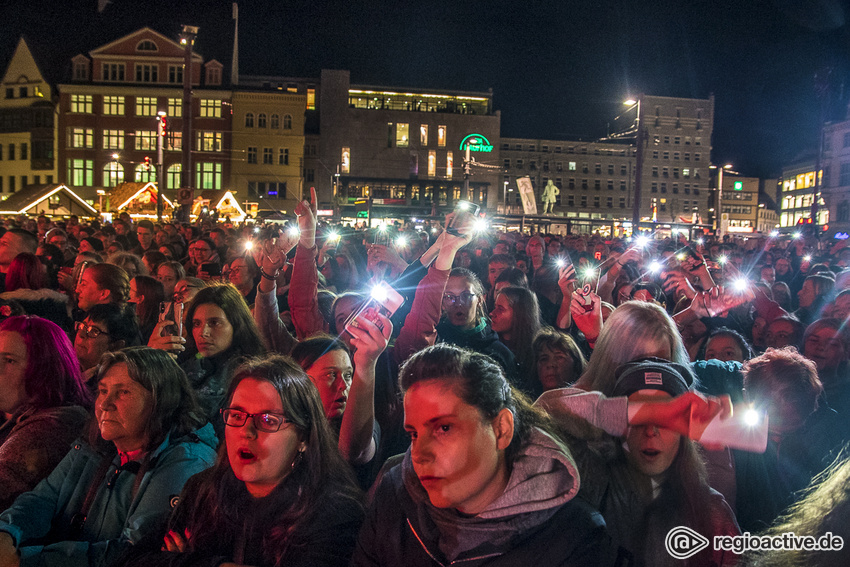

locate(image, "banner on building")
(516, 176), (538, 215)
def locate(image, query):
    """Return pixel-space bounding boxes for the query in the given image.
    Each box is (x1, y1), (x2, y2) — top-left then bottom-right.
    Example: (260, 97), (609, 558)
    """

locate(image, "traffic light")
(144, 156), (151, 170)
(159, 115), (167, 137)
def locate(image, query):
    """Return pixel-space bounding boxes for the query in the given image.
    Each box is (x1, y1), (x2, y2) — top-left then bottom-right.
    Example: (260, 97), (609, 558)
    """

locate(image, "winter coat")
(0, 405), (89, 510)
(352, 428), (608, 566)
(117, 467), (364, 567)
(0, 423), (217, 567)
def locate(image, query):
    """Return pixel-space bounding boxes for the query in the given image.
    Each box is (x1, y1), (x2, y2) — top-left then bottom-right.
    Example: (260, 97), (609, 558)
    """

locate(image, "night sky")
(1, 0), (849, 179)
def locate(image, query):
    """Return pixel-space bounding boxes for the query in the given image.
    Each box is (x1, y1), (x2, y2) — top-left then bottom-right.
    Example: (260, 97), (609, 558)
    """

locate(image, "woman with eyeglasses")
(119, 354), (364, 567)
(74, 303), (141, 385)
(183, 238), (220, 279)
(0, 316), (90, 511)
(0, 347), (217, 567)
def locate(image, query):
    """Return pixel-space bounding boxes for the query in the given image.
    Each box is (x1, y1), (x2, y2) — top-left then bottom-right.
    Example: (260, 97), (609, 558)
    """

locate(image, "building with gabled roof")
(0, 37), (58, 197)
(0, 183), (97, 216)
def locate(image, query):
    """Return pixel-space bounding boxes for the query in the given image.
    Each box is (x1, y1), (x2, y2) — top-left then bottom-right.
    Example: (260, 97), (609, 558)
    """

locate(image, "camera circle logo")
(665, 526), (710, 560)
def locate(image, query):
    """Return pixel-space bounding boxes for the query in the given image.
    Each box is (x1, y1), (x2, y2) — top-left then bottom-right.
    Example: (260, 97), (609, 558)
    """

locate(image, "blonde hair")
(575, 301), (689, 395)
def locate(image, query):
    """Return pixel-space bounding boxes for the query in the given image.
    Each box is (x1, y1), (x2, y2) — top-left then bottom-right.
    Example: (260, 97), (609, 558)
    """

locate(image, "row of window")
(650, 183), (701, 195)
(69, 95), (221, 118)
(66, 127), (184, 151)
(506, 160), (630, 175)
(244, 113), (293, 129)
(501, 136), (703, 154)
(246, 147), (291, 166)
(0, 174), (53, 193)
(391, 123), (448, 148)
(5, 85), (43, 100)
(68, 159), (222, 190)
(650, 151), (702, 162)
(0, 143), (27, 160)
(651, 166), (701, 179)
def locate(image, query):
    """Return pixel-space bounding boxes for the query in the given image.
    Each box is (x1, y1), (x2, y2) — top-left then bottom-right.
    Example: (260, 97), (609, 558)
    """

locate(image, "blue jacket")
(0, 423), (218, 567)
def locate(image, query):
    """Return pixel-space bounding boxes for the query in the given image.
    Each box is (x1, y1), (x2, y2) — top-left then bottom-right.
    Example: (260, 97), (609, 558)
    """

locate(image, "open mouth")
(641, 449), (661, 458)
(237, 448), (256, 461)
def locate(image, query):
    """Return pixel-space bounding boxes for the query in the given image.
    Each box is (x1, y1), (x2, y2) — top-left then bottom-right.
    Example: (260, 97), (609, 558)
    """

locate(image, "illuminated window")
(166, 164), (182, 189)
(195, 162), (222, 189)
(135, 64), (158, 83)
(103, 95), (124, 115)
(200, 100), (220, 118)
(103, 130), (124, 150)
(69, 128), (94, 149)
(70, 94), (93, 113)
(196, 131), (222, 152)
(245, 113), (254, 127)
(134, 130), (157, 151)
(341, 147), (350, 174)
(437, 125), (446, 147)
(420, 125), (428, 146)
(428, 151), (436, 176)
(68, 159), (93, 186)
(396, 123), (409, 148)
(102, 63), (124, 82)
(103, 162), (124, 187)
(569, 162), (576, 171)
(307, 88), (316, 110)
(135, 97), (157, 117)
(447, 152), (453, 179)
(167, 98), (182, 118)
(167, 131), (182, 151)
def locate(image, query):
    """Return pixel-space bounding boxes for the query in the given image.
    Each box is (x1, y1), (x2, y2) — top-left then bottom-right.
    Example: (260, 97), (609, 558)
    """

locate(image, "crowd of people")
(0, 196), (848, 566)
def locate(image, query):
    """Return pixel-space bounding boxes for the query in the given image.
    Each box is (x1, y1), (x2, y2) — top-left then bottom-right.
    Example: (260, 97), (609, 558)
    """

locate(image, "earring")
(291, 448), (305, 470)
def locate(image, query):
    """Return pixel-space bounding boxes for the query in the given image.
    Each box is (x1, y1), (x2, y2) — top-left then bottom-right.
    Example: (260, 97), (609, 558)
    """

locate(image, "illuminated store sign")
(459, 134), (494, 153)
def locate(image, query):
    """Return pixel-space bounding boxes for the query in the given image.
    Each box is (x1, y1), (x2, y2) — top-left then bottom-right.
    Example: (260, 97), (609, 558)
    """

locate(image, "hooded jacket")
(352, 427), (607, 566)
(0, 423), (217, 567)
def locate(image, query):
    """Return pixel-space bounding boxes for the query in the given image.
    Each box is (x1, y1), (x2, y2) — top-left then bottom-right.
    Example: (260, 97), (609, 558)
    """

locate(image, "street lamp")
(624, 97), (645, 236)
(710, 163), (734, 237)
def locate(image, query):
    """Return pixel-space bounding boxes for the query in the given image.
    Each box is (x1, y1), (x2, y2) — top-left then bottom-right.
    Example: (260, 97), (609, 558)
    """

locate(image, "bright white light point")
(254, 227), (260, 232)
(370, 286), (388, 302)
(636, 235), (649, 248)
(456, 202), (470, 211)
(431, 228), (438, 234)
(328, 231), (340, 241)
(793, 232), (802, 239)
(676, 253), (686, 261)
(556, 258), (566, 268)
(287, 226), (300, 237)
(378, 224), (388, 232)
(648, 260), (662, 273)
(743, 408), (760, 427)
(770, 230), (779, 237)
(804, 255), (812, 262)
(244, 241), (254, 250)
(733, 278), (747, 292)
(697, 238), (705, 245)
(395, 236), (408, 247)
(718, 255), (728, 264)
(473, 219), (488, 233)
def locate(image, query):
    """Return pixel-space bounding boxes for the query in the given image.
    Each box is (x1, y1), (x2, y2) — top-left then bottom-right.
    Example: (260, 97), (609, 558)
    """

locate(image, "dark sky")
(1, 0), (849, 178)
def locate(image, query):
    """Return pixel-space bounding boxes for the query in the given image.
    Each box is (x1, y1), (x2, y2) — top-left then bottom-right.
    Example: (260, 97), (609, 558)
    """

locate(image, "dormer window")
(137, 40), (158, 52)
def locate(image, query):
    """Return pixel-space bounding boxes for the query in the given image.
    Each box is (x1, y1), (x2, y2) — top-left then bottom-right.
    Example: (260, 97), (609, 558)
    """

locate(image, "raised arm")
(288, 188), (328, 339)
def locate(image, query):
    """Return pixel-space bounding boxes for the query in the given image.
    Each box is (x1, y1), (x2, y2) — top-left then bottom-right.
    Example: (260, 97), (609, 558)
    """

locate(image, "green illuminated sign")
(734, 181), (743, 191)
(459, 134), (494, 153)
(356, 211), (368, 218)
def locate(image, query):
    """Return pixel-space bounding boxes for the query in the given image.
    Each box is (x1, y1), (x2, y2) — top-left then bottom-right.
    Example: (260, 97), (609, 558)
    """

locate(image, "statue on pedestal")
(541, 180), (560, 214)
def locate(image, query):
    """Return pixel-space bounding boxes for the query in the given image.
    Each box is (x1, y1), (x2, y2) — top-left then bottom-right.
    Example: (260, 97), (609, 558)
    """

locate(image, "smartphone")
(577, 283), (594, 312)
(199, 262), (222, 277)
(159, 301), (184, 338)
(446, 201), (481, 236)
(342, 281), (405, 336)
(555, 254), (574, 270)
(690, 403), (769, 453)
(373, 229), (390, 247)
